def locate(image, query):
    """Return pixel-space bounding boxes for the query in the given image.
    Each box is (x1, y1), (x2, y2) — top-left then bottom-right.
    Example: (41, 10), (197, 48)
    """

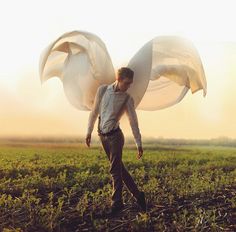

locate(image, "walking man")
(85, 67), (146, 215)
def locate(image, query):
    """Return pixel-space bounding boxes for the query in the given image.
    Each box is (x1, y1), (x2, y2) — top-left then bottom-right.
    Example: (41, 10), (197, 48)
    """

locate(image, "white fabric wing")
(39, 31), (115, 110)
(39, 31), (207, 111)
(127, 36), (207, 110)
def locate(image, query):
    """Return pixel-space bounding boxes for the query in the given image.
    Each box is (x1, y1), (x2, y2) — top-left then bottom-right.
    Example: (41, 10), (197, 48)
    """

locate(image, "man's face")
(118, 77), (133, 92)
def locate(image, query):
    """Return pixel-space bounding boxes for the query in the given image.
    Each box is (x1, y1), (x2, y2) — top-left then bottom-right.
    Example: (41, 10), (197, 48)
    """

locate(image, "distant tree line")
(1, 136), (236, 147)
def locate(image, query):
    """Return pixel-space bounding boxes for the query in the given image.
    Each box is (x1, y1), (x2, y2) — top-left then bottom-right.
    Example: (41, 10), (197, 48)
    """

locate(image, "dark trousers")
(99, 129), (140, 206)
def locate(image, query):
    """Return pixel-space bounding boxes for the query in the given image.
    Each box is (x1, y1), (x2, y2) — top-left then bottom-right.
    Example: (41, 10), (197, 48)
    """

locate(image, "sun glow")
(0, 0), (236, 139)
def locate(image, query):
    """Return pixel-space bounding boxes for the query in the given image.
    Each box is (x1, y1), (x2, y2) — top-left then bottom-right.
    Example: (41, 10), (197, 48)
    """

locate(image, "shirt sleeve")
(125, 96), (142, 148)
(86, 86), (103, 135)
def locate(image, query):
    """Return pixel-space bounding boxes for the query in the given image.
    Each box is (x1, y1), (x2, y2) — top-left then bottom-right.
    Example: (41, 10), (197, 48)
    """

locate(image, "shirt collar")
(108, 81), (118, 92)
(108, 80), (127, 95)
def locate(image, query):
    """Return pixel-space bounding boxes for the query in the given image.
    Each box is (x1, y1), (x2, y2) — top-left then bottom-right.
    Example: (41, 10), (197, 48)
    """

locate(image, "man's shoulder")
(126, 92), (132, 97)
(126, 94), (135, 107)
(126, 93), (133, 101)
(98, 84), (108, 89)
(97, 84), (108, 93)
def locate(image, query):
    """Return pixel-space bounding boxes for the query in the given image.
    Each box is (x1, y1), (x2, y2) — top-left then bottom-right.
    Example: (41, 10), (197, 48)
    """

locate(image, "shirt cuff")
(87, 127), (93, 135)
(135, 140), (142, 148)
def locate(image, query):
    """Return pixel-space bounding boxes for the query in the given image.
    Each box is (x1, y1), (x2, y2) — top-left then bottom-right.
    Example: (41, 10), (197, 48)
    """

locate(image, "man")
(85, 67), (146, 215)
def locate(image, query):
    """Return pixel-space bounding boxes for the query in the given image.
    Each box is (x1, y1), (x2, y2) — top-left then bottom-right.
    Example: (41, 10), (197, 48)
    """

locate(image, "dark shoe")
(136, 191), (147, 212)
(108, 202), (124, 216)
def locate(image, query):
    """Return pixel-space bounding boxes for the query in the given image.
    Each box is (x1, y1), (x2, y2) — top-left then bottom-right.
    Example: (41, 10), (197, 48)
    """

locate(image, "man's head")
(116, 67), (134, 92)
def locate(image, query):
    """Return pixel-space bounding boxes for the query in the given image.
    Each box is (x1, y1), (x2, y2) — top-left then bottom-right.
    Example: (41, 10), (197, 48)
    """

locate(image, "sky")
(0, 0), (236, 140)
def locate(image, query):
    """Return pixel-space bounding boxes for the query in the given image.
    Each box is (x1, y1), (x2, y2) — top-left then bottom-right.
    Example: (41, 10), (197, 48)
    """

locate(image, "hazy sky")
(0, 0), (236, 140)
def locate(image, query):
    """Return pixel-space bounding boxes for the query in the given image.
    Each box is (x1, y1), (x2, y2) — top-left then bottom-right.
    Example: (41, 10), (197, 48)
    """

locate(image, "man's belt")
(98, 126), (121, 136)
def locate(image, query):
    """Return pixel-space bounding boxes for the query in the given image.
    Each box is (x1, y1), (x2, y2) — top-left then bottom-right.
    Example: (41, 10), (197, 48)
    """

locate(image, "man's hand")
(137, 146), (143, 159)
(85, 134), (91, 147)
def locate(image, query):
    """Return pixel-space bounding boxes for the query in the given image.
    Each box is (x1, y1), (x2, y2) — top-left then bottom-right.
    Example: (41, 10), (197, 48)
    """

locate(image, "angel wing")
(127, 36), (207, 110)
(39, 31), (115, 110)
(39, 31), (207, 111)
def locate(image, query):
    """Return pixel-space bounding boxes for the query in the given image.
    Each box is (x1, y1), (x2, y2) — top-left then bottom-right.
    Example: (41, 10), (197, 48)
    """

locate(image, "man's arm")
(125, 96), (143, 159)
(86, 86), (103, 147)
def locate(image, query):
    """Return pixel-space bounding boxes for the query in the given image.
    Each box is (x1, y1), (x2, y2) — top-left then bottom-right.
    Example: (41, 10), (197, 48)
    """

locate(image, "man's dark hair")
(118, 67), (134, 79)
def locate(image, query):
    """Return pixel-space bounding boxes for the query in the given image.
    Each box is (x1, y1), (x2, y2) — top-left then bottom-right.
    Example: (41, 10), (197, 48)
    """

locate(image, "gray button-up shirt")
(87, 81), (142, 148)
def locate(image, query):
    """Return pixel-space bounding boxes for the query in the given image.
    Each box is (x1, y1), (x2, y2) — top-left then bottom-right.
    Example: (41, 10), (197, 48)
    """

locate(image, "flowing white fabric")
(39, 31), (115, 110)
(39, 31), (207, 111)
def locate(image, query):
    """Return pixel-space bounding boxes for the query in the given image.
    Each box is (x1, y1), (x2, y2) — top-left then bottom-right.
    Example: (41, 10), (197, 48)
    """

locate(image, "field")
(0, 140), (235, 231)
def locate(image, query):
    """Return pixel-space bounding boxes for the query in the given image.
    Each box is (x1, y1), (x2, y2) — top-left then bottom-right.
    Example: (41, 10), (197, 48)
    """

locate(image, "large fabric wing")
(127, 36), (207, 110)
(39, 31), (115, 110)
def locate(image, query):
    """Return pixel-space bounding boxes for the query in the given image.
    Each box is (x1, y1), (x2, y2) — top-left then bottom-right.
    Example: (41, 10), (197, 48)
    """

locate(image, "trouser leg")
(121, 163), (140, 199)
(99, 131), (140, 205)
(108, 131), (124, 205)
(99, 131), (123, 205)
